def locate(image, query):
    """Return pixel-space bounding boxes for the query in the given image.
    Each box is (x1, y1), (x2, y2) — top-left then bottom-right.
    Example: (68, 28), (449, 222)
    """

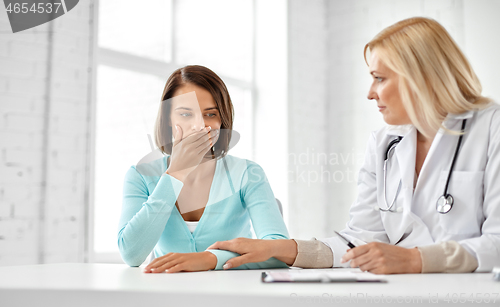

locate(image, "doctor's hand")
(341, 242), (422, 274)
(166, 125), (219, 182)
(143, 251), (217, 273)
(207, 238), (298, 269)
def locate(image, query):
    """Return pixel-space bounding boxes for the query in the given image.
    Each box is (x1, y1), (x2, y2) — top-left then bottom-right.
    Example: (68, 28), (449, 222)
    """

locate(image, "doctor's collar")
(385, 124), (413, 137)
(385, 110), (474, 137)
(445, 110), (474, 120)
(443, 110), (474, 130)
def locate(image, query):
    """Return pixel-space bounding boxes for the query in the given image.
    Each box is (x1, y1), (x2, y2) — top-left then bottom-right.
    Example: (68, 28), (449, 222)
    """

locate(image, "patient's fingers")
(165, 263), (185, 273)
(222, 254), (254, 270)
(152, 258), (182, 273)
(144, 253), (175, 272)
(207, 240), (231, 251)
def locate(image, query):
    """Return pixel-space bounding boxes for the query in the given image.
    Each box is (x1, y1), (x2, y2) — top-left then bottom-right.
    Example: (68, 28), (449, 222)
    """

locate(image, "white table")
(0, 263), (498, 307)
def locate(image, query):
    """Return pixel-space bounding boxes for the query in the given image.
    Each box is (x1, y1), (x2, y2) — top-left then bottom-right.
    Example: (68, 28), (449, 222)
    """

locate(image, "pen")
(334, 231), (356, 249)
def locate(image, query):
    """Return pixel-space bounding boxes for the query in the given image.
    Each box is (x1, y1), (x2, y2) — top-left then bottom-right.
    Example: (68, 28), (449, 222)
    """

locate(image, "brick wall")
(0, 1), (94, 265)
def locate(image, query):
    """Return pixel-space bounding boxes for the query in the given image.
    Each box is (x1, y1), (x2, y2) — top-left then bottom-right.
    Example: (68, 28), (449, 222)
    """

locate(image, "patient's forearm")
(270, 239), (298, 266)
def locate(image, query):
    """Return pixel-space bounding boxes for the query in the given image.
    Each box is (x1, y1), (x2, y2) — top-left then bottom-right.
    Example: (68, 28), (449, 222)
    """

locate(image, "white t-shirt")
(185, 221), (198, 233)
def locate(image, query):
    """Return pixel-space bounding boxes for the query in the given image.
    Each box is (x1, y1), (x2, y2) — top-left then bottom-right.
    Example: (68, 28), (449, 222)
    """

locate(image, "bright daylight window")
(94, 0), (255, 262)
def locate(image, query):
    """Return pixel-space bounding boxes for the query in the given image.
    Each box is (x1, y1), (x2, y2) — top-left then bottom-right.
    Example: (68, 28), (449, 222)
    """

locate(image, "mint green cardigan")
(118, 154), (289, 270)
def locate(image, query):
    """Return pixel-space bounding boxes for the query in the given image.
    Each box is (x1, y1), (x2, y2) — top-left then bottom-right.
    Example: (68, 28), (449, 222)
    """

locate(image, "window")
(93, 0), (256, 262)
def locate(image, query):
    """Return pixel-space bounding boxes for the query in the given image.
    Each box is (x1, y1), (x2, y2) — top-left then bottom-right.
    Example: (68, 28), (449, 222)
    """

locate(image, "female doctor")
(207, 17), (500, 274)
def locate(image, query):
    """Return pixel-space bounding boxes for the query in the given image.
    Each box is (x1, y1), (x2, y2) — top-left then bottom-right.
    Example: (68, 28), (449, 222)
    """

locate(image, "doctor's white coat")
(320, 103), (500, 272)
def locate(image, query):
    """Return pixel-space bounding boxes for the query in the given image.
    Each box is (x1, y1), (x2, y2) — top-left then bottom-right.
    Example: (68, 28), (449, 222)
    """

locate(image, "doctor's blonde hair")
(364, 17), (491, 137)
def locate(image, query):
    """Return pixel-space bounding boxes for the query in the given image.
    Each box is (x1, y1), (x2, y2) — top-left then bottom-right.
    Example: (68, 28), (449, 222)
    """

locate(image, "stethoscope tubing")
(381, 119), (467, 214)
(442, 119), (467, 197)
(381, 136), (403, 212)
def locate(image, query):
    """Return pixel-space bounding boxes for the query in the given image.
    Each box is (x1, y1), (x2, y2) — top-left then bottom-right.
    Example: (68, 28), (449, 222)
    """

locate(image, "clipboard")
(261, 270), (387, 283)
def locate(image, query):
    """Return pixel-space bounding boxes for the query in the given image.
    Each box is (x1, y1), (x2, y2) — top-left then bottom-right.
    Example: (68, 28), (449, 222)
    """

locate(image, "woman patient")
(117, 65), (289, 273)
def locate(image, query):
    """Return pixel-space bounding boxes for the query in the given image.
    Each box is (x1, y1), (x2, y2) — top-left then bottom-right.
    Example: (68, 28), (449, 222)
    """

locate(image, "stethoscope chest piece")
(380, 119), (467, 214)
(436, 194), (454, 214)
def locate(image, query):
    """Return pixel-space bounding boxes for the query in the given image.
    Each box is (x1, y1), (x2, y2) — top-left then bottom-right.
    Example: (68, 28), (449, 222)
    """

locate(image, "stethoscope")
(381, 119), (467, 214)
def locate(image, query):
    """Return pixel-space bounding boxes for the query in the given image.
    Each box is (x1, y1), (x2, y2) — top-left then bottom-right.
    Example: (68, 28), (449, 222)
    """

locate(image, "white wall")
(253, 0), (289, 224)
(287, 0), (500, 239)
(0, 2), (94, 265)
(287, 0), (331, 238)
(463, 0), (500, 102)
